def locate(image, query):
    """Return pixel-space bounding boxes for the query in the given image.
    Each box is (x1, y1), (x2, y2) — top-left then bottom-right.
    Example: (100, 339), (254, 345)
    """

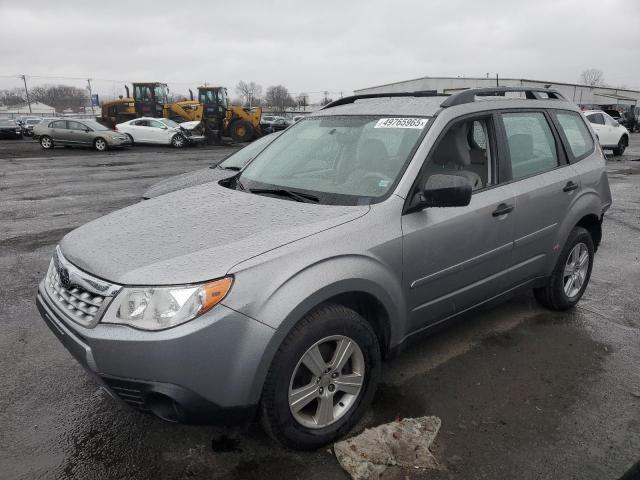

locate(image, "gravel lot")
(1, 137), (639, 479)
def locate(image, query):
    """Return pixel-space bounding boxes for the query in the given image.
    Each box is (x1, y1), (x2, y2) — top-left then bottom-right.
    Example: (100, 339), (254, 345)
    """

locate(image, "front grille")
(43, 247), (120, 328)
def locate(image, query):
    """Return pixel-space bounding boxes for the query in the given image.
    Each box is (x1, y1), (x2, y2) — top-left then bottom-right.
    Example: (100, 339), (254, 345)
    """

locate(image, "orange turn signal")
(199, 277), (233, 315)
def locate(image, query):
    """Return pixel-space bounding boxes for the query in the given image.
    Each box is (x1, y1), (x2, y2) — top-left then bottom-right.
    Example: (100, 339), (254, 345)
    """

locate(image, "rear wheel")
(171, 134), (186, 148)
(260, 304), (381, 450)
(534, 227), (594, 310)
(612, 135), (628, 156)
(229, 120), (254, 142)
(40, 135), (53, 149)
(125, 133), (134, 145)
(94, 138), (107, 151)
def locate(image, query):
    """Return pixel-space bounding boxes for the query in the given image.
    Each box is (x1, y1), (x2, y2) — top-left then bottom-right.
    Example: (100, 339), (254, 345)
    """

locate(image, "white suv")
(584, 110), (629, 155)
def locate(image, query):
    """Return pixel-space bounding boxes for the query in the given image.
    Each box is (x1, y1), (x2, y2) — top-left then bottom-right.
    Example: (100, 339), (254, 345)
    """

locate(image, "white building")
(355, 76), (640, 108)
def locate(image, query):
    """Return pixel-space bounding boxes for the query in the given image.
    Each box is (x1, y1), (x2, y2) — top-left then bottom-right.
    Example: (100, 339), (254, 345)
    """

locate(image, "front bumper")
(185, 133), (206, 144)
(106, 136), (131, 147)
(36, 282), (275, 424)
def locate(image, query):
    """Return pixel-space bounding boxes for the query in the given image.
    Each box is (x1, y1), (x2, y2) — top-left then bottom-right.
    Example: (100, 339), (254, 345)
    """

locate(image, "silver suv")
(36, 88), (612, 449)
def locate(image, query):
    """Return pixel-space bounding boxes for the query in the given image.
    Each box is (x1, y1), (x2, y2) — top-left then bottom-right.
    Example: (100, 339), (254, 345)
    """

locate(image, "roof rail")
(321, 91), (441, 110)
(440, 87), (566, 108)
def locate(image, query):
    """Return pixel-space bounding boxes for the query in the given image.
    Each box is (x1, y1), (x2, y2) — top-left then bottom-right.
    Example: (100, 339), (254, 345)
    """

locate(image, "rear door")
(498, 110), (579, 285)
(585, 112), (614, 146)
(128, 119), (149, 143)
(402, 113), (516, 332)
(48, 120), (68, 143)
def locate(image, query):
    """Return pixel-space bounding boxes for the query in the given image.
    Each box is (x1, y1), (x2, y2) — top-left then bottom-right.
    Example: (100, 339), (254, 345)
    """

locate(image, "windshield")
(154, 85), (168, 104)
(82, 120), (110, 131)
(236, 115), (428, 205)
(219, 132), (282, 170)
(161, 119), (180, 128)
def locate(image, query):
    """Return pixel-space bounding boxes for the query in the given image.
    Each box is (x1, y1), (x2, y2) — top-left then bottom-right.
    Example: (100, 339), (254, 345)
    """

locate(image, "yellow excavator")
(100, 82), (262, 142)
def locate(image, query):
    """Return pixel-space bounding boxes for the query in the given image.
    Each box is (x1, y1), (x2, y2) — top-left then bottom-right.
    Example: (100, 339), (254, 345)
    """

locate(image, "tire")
(229, 120), (254, 142)
(612, 136), (628, 156)
(534, 226), (594, 311)
(126, 133), (134, 145)
(94, 137), (107, 151)
(40, 135), (53, 149)
(260, 303), (381, 450)
(171, 134), (186, 148)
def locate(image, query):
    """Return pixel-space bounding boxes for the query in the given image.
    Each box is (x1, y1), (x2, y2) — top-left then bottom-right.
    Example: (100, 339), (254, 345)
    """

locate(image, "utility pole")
(323, 91), (328, 105)
(87, 78), (95, 115)
(496, 73), (499, 87)
(21, 75), (32, 113)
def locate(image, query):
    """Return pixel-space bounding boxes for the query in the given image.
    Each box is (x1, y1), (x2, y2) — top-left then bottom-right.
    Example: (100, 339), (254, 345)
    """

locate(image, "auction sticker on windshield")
(374, 118), (428, 129)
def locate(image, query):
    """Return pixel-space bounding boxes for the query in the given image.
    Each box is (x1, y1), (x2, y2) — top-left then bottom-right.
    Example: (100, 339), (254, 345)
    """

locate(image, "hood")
(142, 167), (234, 199)
(60, 182), (369, 285)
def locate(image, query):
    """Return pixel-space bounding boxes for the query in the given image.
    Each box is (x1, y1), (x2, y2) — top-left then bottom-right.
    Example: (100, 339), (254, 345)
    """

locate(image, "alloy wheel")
(288, 335), (365, 429)
(41, 137), (52, 149)
(563, 242), (589, 298)
(95, 139), (106, 151)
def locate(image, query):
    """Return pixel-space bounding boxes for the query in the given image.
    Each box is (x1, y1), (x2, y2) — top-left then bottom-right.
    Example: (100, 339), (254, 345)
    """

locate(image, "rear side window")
(555, 112), (594, 160)
(587, 113), (605, 125)
(49, 120), (66, 129)
(501, 112), (558, 180)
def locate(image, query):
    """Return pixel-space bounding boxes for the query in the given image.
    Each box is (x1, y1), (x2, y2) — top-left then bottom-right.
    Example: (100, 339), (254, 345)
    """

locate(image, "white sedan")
(584, 110), (629, 156)
(115, 117), (205, 148)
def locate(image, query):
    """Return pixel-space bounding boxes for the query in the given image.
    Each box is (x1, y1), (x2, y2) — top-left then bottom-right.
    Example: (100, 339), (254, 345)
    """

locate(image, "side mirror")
(406, 174), (472, 213)
(161, 126), (168, 130)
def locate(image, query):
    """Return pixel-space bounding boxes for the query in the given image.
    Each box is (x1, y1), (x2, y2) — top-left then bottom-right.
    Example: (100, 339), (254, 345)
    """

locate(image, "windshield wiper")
(249, 188), (319, 203)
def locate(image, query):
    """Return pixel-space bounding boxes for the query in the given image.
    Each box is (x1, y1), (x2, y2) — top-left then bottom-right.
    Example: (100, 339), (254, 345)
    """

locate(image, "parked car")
(116, 117), (205, 148)
(33, 118), (131, 151)
(0, 118), (23, 139)
(36, 88), (611, 450)
(21, 117), (43, 136)
(260, 115), (289, 134)
(584, 110), (629, 155)
(143, 131), (282, 199)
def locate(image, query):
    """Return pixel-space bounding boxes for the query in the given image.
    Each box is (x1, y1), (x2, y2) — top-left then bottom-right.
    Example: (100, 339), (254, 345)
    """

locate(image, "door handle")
(563, 181), (579, 192)
(492, 203), (514, 217)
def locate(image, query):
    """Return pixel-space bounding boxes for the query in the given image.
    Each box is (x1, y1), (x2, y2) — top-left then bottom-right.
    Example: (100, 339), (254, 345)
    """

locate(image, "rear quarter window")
(554, 111), (594, 161)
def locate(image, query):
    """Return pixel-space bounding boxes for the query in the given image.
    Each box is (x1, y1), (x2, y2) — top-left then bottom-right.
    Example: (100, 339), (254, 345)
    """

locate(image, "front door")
(66, 120), (92, 145)
(402, 115), (516, 332)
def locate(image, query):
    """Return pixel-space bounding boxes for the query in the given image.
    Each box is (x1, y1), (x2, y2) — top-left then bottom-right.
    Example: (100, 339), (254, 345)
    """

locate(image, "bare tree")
(29, 84), (88, 112)
(265, 85), (295, 112)
(296, 92), (309, 111)
(0, 88), (26, 106)
(235, 81), (263, 108)
(579, 68), (605, 86)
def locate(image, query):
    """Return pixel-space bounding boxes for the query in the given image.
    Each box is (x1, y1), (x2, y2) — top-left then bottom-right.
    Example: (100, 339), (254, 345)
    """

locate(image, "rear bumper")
(36, 282), (274, 424)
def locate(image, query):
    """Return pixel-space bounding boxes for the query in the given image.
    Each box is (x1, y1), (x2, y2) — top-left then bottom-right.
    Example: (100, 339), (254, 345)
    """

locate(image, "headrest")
(434, 124), (471, 167)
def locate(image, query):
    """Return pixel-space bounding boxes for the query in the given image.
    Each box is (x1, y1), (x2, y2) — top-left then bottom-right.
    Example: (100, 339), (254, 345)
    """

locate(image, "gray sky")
(1, 0), (639, 101)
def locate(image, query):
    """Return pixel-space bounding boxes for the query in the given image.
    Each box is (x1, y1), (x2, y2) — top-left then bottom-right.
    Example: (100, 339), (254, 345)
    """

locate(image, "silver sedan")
(33, 119), (131, 151)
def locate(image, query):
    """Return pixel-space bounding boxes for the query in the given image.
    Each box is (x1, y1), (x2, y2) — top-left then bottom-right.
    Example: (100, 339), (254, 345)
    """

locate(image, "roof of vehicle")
(583, 110), (610, 115)
(312, 88), (576, 118)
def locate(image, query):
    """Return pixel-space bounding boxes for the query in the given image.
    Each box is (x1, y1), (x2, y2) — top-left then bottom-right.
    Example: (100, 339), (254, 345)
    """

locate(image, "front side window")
(587, 113), (605, 125)
(422, 117), (494, 191)
(161, 119), (180, 128)
(236, 115), (429, 205)
(555, 111), (594, 159)
(502, 112), (558, 180)
(67, 121), (85, 131)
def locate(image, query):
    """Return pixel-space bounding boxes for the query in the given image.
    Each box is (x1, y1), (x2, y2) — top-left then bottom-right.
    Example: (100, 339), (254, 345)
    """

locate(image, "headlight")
(101, 277), (232, 330)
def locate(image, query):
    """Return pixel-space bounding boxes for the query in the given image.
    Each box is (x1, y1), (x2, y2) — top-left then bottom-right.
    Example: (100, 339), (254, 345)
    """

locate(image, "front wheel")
(40, 135), (53, 149)
(612, 136), (628, 156)
(229, 120), (254, 142)
(171, 134), (186, 148)
(260, 304), (381, 450)
(534, 226), (594, 310)
(94, 138), (107, 151)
